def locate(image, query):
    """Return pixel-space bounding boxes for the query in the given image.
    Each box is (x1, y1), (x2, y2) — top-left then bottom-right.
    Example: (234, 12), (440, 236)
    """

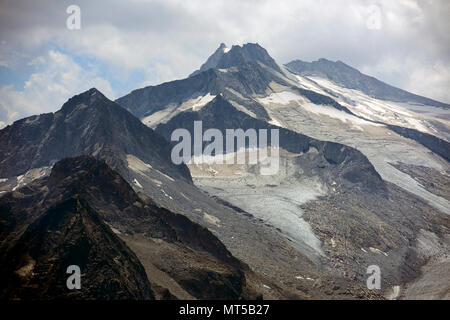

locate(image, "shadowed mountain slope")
(0, 88), (191, 182)
(0, 156), (264, 300)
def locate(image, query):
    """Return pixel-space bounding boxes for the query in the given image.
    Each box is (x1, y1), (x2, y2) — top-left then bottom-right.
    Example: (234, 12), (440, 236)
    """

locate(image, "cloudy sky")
(0, 0), (449, 127)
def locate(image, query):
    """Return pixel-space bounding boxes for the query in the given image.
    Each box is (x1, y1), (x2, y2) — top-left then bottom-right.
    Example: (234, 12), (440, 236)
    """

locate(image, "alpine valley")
(1, 43), (449, 300)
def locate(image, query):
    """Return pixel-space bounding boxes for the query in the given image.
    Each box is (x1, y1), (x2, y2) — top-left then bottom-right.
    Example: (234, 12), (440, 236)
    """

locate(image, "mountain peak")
(189, 43), (230, 77)
(290, 58), (354, 71)
(60, 87), (109, 114)
(74, 87), (105, 100)
(0, 87), (192, 181)
(190, 42), (281, 76)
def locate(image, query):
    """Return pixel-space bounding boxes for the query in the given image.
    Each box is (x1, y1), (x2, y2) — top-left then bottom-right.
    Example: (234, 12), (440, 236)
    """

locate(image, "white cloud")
(50, 0), (450, 104)
(361, 54), (450, 103)
(405, 60), (450, 102)
(0, 50), (114, 128)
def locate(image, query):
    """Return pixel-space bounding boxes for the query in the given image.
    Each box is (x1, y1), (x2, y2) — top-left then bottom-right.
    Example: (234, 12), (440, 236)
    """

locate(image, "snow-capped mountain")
(117, 43), (450, 214)
(1, 43), (449, 300)
(0, 88), (302, 300)
(116, 43), (450, 299)
(285, 58), (449, 108)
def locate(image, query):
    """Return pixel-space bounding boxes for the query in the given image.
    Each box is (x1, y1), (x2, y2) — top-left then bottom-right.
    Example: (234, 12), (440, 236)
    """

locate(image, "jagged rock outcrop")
(0, 156), (260, 300)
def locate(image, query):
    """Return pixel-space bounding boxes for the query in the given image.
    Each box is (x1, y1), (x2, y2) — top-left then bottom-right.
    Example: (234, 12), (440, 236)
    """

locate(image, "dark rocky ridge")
(116, 61), (287, 122)
(386, 124), (450, 162)
(0, 196), (154, 300)
(390, 162), (450, 201)
(117, 69), (221, 119)
(0, 156), (259, 299)
(47, 157), (241, 268)
(286, 58), (449, 108)
(0, 88), (191, 182)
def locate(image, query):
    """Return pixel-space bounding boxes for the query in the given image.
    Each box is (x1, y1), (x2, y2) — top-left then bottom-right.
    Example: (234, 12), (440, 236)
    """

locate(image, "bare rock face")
(191, 43), (283, 77)
(0, 196), (154, 300)
(0, 156), (258, 300)
(0, 88), (191, 182)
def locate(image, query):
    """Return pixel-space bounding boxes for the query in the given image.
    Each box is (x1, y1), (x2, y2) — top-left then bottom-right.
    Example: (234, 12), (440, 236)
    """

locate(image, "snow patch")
(141, 103), (179, 128)
(369, 247), (388, 256)
(160, 188), (173, 199)
(141, 93), (216, 128)
(180, 192), (190, 200)
(11, 166), (51, 191)
(133, 178), (143, 188)
(191, 93), (216, 111)
(301, 102), (383, 129)
(150, 178), (163, 187)
(195, 175), (327, 258)
(306, 76), (439, 135)
(268, 118), (284, 127)
(258, 91), (306, 106)
(127, 154), (152, 173)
